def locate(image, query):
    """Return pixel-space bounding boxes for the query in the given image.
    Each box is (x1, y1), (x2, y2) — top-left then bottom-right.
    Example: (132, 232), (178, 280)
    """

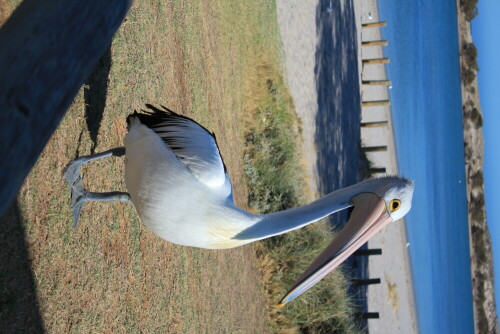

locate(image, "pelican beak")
(278, 192), (392, 306)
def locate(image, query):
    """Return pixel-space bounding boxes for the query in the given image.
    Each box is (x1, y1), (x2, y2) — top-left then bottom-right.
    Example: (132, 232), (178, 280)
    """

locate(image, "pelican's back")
(124, 107), (256, 249)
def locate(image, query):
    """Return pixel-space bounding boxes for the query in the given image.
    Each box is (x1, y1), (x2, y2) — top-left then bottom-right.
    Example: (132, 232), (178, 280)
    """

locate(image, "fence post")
(361, 121), (389, 128)
(353, 278), (382, 286)
(356, 312), (380, 319)
(353, 248), (382, 256)
(369, 167), (387, 174)
(362, 146), (388, 153)
(362, 100), (390, 107)
(362, 58), (390, 65)
(362, 40), (388, 47)
(362, 21), (387, 29)
(362, 80), (392, 86)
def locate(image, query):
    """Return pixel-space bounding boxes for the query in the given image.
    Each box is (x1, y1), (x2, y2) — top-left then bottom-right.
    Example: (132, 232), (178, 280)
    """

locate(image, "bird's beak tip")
(278, 193), (391, 304)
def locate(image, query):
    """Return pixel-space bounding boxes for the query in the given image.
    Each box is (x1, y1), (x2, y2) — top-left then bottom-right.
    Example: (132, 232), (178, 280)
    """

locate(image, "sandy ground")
(276, 0), (418, 332)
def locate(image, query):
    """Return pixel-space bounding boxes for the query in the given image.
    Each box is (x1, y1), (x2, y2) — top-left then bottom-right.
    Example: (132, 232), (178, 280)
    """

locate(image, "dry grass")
(0, 1), (9, 24)
(0, 0), (289, 332)
(386, 277), (400, 313)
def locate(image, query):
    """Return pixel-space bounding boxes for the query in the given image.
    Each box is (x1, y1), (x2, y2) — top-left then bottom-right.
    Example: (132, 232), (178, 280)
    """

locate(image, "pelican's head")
(361, 176), (414, 221)
(279, 176), (414, 305)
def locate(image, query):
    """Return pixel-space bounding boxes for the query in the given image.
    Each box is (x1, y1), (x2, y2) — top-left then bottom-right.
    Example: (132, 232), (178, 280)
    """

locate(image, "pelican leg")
(63, 147), (130, 227)
(64, 147), (126, 186)
(70, 175), (130, 227)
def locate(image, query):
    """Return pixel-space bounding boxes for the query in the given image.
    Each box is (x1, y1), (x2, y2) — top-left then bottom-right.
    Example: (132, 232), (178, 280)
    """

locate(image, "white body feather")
(125, 118), (258, 249)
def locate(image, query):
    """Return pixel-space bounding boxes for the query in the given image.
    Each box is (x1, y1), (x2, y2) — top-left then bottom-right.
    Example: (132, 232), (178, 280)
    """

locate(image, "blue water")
(377, 1), (474, 332)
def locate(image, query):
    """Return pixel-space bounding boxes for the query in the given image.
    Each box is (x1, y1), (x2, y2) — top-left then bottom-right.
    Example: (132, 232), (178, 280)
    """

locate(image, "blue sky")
(471, 0), (500, 317)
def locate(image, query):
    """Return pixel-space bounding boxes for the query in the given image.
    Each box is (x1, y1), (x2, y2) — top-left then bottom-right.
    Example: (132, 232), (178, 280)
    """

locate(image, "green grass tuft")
(242, 60), (360, 333)
(244, 77), (305, 214)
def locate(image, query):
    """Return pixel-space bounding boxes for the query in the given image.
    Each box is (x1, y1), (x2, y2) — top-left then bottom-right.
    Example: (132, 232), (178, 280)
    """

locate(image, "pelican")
(64, 105), (414, 305)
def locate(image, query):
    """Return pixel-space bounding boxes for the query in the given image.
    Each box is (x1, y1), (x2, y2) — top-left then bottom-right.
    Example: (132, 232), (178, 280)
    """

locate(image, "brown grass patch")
(0, 1), (9, 26)
(0, 0), (292, 332)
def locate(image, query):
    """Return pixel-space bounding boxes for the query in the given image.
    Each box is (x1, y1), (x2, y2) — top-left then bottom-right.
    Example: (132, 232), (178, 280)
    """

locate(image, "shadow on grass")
(0, 201), (44, 333)
(84, 46), (112, 154)
(0, 12), (111, 334)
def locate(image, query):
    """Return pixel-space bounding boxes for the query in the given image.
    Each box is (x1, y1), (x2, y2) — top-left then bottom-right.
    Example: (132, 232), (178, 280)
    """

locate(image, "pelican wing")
(130, 105), (229, 192)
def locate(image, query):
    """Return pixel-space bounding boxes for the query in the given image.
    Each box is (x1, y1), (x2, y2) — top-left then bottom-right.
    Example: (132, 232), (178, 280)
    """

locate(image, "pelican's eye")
(389, 199), (401, 212)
